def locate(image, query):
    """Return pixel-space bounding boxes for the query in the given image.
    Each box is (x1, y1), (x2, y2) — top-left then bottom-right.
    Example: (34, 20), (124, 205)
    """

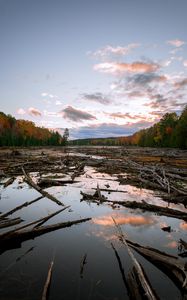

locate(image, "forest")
(0, 112), (66, 146)
(71, 106), (187, 149)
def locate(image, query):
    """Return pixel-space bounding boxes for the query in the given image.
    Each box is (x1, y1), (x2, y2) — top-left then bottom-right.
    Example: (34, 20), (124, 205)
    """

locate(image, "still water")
(0, 166), (187, 299)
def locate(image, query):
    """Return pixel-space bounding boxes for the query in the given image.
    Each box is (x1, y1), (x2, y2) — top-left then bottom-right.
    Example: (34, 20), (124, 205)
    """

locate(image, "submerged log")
(80, 253), (87, 279)
(42, 260), (54, 300)
(22, 167), (64, 206)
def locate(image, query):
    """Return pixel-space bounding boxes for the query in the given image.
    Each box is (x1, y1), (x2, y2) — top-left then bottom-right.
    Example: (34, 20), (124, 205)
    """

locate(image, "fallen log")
(0, 217), (91, 244)
(38, 178), (79, 188)
(0, 217), (23, 229)
(80, 190), (187, 221)
(126, 239), (187, 292)
(3, 177), (15, 188)
(22, 167), (64, 206)
(0, 206), (70, 239)
(0, 196), (43, 219)
(113, 218), (158, 300)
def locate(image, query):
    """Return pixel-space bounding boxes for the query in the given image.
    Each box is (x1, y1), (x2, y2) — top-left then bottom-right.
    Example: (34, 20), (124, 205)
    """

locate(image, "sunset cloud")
(60, 106), (96, 122)
(28, 107), (42, 117)
(94, 61), (160, 75)
(183, 60), (187, 67)
(167, 39), (185, 47)
(81, 92), (112, 104)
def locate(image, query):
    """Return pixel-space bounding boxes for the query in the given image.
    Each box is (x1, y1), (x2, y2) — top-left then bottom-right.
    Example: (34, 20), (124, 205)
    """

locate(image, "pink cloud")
(28, 107), (42, 117)
(94, 61), (160, 75)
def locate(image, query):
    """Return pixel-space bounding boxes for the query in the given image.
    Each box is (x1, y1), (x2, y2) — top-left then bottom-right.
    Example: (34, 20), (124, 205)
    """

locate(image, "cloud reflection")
(93, 213), (157, 227)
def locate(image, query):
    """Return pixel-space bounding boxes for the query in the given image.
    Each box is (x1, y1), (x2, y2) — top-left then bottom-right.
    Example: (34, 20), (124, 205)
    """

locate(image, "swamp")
(0, 146), (187, 300)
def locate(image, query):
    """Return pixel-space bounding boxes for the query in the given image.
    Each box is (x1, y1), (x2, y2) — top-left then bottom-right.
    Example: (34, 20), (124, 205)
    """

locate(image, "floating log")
(113, 218), (158, 300)
(0, 217), (23, 229)
(126, 239), (187, 292)
(80, 191), (187, 221)
(3, 177), (15, 188)
(38, 178), (79, 188)
(22, 167), (64, 206)
(0, 196), (43, 219)
(0, 206), (70, 239)
(0, 217), (91, 244)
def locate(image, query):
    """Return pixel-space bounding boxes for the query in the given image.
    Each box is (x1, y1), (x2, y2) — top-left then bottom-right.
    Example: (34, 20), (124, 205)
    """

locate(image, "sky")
(0, 0), (187, 139)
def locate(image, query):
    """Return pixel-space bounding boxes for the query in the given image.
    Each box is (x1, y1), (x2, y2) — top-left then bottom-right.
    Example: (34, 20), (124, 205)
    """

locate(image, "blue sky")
(0, 0), (187, 139)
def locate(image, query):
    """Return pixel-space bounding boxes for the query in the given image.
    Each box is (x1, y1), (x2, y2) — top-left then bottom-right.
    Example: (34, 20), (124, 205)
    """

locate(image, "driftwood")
(0, 217), (91, 244)
(80, 189), (187, 221)
(80, 184), (107, 203)
(38, 178), (79, 188)
(0, 217), (23, 229)
(0, 195), (43, 219)
(126, 239), (187, 292)
(3, 177), (15, 188)
(113, 218), (158, 300)
(0, 206), (70, 239)
(22, 167), (64, 206)
(42, 260), (54, 300)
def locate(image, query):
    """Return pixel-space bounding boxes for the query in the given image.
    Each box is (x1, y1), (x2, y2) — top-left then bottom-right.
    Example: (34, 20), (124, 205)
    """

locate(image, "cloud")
(41, 92), (48, 97)
(81, 92), (112, 104)
(28, 107), (42, 117)
(94, 61), (160, 75)
(91, 43), (140, 58)
(127, 73), (167, 86)
(17, 108), (26, 115)
(69, 121), (153, 139)
(60, 106), (96, 122)
(183, 60), (187, 67)
(41, 92), (58, 98)
(55, 100), (62, 105)
(107, 112), (148, 121)
(174, 78), (187, 89)
(167, 39), (185, 47)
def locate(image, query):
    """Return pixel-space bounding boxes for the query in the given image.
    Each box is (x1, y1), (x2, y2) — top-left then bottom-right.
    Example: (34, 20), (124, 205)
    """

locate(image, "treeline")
(71, 106), (187, 149)
(0, 112), (65, 146)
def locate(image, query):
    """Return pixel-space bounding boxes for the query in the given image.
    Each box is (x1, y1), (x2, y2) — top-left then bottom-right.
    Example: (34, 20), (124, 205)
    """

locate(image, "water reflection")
(93, 212), (157, 227)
